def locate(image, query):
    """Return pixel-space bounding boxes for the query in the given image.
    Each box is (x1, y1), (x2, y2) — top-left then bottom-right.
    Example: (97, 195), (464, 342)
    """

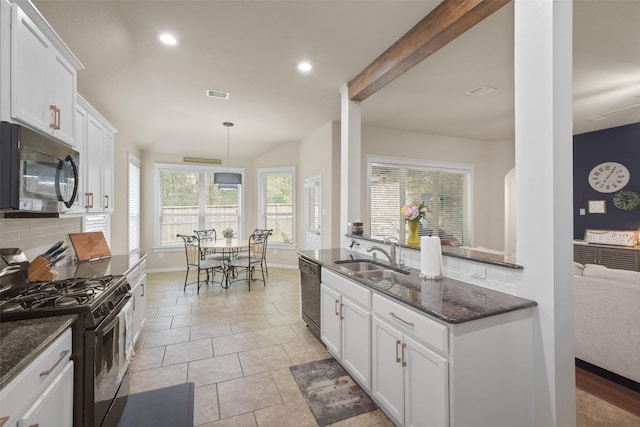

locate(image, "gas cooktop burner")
(0, 274), (129, 327)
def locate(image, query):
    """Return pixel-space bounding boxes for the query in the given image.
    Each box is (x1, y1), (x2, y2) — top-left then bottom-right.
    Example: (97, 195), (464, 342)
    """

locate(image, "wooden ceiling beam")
(348, 0), (511, 101)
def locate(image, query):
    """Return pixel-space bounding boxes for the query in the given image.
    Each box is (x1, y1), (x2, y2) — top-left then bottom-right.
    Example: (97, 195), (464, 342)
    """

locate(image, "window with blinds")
(155, 163), (244, 247)
(305, 179), (320, 234)
(369, 158), (472, 245)
(258, 167), (295, 246)
(128, 154), (140, 255)
(83, 215), (111, 247)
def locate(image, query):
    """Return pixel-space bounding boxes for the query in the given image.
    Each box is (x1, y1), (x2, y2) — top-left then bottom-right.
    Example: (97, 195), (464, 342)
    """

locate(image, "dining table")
(201, 239), (249, 289)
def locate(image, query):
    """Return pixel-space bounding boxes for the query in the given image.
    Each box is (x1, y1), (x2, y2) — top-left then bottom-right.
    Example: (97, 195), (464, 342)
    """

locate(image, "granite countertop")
(298, 248), (536, 324)
(54, 253), (148, 280)
(0, 315), (76, 389)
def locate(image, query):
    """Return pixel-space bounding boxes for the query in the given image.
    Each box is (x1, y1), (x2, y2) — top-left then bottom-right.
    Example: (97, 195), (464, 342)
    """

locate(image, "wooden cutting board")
(69, 232), (111, 261)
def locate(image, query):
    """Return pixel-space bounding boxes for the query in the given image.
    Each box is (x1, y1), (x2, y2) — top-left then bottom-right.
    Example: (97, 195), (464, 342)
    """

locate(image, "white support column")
(514, 1), (575, 426)
(339, 83), (362, 240)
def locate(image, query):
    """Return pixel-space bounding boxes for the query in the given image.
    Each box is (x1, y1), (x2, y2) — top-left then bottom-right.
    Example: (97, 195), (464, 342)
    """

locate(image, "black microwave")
(0, 122), (79, 213)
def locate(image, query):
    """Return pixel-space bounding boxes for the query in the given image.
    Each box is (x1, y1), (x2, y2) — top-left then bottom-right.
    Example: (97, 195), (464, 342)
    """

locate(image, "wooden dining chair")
(228, 231), (270, 291)
(177, 234), (223, 294)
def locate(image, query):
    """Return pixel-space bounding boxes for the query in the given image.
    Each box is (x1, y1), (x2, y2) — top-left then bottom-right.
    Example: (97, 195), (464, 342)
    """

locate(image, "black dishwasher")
(299, 256), (321, 339)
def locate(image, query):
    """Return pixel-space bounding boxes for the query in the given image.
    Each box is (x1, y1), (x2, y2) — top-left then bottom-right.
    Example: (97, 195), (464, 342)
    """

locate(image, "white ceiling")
(34, 0), (640, 160)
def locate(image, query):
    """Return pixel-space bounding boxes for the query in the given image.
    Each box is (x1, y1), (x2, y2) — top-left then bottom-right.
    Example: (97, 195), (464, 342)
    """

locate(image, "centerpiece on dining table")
(401, 200), (427, 246)
(221, 227), (235, 244)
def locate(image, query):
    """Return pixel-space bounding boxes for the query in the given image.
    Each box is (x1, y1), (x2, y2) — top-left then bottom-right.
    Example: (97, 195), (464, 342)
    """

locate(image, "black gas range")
(0, 271), (133, 427)
(0, 275), (130, 327)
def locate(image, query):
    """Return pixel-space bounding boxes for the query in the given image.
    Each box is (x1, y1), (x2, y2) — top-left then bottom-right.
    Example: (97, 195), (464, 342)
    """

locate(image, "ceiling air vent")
(206, 89), (230, 100)
(465, 86), (497, 98)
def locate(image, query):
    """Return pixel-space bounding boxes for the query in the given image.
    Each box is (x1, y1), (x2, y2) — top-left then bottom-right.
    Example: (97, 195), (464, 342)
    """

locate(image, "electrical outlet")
(470, 267), (486, 279)
(158, 252), (164, 259)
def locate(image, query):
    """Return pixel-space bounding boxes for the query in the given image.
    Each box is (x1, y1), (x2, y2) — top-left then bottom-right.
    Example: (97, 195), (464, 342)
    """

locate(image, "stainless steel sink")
(357, 269), (401, 279)
(334, 260), (386, 272)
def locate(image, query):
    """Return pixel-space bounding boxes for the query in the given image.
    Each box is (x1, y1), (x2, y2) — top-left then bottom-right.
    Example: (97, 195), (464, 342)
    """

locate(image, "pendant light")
(214, 121), (242, 188)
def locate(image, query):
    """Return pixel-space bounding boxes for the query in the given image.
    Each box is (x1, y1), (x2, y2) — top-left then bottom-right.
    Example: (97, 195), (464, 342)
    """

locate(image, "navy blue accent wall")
(573, 122), (640, 239)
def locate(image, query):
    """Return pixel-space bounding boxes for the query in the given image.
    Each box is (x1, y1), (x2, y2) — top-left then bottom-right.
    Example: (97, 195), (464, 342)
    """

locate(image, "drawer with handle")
(0, 329), (72, 427)
(373, 293), (448, 356)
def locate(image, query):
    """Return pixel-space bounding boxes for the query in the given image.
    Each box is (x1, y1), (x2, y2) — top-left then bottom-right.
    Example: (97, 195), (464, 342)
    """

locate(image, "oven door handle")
(97, 295), (130, 336)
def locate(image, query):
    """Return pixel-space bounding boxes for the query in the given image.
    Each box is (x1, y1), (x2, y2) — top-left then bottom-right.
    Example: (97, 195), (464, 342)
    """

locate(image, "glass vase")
(408, 221), (419, 246)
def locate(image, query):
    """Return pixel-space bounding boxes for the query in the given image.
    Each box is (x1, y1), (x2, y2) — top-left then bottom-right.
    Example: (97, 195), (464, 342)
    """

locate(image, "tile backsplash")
(0, 217), (82, 264)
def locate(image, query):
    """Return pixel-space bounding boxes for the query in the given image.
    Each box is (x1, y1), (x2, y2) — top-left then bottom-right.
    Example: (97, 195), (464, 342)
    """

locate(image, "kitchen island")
(300, 248), (534, 324)
(298, 248), (537, 427)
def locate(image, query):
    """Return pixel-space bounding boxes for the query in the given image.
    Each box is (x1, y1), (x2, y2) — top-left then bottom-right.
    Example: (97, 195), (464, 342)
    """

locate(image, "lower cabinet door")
(341, 297), (371, 390)
(17, 360), (74, 427)
(372, 316), (404, 425)
(404, 335), (448, 427)
(320, 283), (341, 356)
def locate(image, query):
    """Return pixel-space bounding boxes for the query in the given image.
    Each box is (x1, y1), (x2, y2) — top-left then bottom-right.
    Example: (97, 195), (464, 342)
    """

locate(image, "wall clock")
(588, 162), (630, 193)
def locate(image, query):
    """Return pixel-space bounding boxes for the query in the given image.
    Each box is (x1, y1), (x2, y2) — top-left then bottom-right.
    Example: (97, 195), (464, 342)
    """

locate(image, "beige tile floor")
(130, 268), (394, 427)
(131, 268), (635, 427)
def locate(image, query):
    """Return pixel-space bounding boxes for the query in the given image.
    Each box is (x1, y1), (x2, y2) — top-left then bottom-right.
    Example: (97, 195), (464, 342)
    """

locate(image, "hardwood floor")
(575, 362), (640, 417)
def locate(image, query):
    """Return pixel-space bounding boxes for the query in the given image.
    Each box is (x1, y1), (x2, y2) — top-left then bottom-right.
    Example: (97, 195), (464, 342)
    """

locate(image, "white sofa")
(573, 262), (640, 383)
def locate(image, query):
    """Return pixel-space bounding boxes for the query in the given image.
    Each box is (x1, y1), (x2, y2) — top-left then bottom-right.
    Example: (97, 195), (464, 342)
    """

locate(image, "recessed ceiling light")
(159, 33), (177, 46)
(297, 61), (312, 73)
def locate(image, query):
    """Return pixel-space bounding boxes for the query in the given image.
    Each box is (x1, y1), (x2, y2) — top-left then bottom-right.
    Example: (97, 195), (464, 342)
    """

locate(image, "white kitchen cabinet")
(320, 268), (372, 390)
(8, 1), (81, 146)
(369, 291), (534, 427)
(77, 95), (116, 213)
(372, 302), (448, 427)
(16, 361), (74, 427)
(0, 328), (73, 427)
(127, 257), (147, 344)
(320, 283), (341, 355)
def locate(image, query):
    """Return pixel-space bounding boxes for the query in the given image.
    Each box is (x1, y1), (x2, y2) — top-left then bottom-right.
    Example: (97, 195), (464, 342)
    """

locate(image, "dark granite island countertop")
(298, 248), (536, 324)
(0, 315), (76, 389)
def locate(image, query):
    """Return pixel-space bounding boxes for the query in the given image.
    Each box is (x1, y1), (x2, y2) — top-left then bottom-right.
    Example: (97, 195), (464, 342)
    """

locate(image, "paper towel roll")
(420, 236), (442, 278)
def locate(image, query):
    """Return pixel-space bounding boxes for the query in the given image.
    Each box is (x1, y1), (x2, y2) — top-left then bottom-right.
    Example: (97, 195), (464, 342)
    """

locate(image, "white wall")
(254, 141), (300, 268)
(361, 125), (514, 251)
(298, 121), (341, 249)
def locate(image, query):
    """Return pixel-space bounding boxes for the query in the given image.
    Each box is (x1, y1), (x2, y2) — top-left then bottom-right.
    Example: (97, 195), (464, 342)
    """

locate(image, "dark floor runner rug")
(116, 382), (195, 427)
(289, 358), (377, 426)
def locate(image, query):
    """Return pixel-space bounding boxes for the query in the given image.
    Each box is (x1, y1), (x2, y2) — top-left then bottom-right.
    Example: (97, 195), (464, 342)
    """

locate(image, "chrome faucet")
(367, 237), (401, 267)
(384, 237), (403, 268)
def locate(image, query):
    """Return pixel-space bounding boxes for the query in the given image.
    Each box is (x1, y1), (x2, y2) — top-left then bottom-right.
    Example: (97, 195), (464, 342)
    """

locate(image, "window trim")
(153, 162), (245, 249)
(257, 166), (296, 249)
(366, 155), (475, 245)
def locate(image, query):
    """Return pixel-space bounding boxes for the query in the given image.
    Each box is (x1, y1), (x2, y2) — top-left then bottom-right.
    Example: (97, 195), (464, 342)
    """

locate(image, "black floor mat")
(116, 382), (195, 427)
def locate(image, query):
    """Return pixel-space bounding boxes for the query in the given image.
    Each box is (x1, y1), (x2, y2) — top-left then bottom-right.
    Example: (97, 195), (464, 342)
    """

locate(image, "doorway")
(304, 177), (321, 250)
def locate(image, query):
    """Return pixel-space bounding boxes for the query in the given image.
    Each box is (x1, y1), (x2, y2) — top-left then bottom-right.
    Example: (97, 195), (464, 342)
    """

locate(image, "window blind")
(83, 214), (111, 247)
(128, 155), (141, 255)
(370, 162), (470, 245)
